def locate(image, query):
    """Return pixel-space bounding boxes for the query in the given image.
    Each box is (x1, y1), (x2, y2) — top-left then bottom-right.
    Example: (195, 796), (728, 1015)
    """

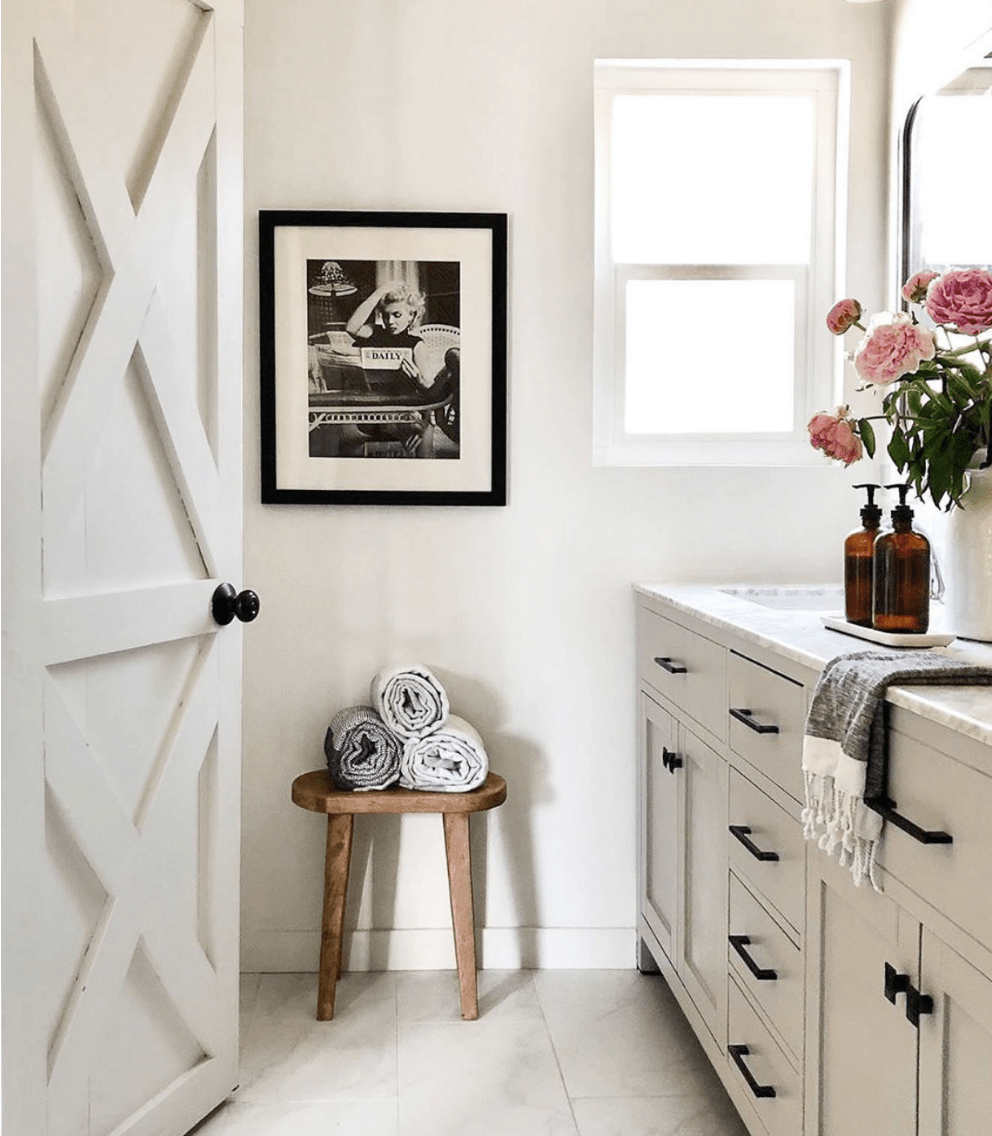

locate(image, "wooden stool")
(291, 770), (507, 1021)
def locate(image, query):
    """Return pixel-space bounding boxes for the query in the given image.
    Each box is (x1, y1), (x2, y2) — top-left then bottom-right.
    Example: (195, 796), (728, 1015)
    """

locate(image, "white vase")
(943, 460), (992, 642)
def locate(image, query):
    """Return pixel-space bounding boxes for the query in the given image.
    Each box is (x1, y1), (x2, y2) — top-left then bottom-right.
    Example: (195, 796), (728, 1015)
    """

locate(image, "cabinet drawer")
(875, 713), (992, 949)
(728, 873), (803, 1063)
(728, 978), (802, 1136)
(728, 770), (805, 932)
(728, 651), (806, 803)
(637, 607), (727, 742)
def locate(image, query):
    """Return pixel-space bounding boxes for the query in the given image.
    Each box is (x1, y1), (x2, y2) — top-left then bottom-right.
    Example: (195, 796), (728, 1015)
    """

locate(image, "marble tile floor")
(191, 969), (750, 1136)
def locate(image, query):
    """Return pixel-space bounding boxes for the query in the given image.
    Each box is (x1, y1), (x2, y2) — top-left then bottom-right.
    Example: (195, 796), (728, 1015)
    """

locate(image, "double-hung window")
(593, 60), (849, 465)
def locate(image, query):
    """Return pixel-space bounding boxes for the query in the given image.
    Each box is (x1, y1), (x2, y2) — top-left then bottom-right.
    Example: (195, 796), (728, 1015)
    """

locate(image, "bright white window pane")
(611, 95), (815, 264)
(624, 279), (795, 434)
(918, 95), (992, 264)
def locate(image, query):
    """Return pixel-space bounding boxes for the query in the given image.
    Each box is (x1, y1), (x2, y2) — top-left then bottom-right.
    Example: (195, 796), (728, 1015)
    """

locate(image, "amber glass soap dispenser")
(845, 483), (882, 626)
(873, 483), (931, 634)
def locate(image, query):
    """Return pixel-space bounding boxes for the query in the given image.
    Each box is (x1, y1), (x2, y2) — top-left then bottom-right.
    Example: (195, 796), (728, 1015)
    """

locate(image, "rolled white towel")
(371, 664), (449, 740)
(400, 715), (489, 792)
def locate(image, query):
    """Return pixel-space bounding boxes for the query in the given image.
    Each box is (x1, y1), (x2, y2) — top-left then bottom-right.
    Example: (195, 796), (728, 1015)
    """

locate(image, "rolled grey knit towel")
(324, 706), (401, 791)
(371, 664), (449, 739)
(400, 715), (489, 792)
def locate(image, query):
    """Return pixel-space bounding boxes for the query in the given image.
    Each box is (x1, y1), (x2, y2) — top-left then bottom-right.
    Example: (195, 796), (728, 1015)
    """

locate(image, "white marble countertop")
(635, 583), (992, 748)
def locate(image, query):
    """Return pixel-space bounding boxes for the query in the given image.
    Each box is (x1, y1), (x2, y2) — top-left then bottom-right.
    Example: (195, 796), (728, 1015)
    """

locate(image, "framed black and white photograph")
(259, 210), (507, 505)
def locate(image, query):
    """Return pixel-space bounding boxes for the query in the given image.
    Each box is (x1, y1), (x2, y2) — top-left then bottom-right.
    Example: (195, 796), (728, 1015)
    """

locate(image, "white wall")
(240, 0), (893, 972)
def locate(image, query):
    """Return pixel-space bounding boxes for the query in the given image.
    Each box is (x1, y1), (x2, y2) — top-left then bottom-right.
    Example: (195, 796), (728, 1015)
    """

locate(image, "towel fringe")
(803, 769), (881, 890)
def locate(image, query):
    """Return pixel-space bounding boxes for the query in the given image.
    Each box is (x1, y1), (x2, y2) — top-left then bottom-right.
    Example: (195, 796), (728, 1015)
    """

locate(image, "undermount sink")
(718, 586), (845, 612)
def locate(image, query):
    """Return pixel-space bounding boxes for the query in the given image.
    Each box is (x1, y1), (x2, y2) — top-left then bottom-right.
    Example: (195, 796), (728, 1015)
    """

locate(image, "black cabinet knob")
(884, 962), (910, 1004)
(905, 984), (934, 1027)
(212, 583), (261, 626)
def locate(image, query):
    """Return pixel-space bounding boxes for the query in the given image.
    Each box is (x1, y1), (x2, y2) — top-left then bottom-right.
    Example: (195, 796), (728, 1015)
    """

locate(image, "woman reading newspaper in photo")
(345, 280), (432, 391)
(338, 280), (437, 456)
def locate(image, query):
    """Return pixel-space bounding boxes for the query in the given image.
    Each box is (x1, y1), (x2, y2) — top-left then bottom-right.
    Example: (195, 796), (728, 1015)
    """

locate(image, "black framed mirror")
(900, 58), (992, 290)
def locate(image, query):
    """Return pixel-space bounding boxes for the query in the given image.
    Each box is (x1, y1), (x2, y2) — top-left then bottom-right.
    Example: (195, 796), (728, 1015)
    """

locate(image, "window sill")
(593, 438), (843, 468)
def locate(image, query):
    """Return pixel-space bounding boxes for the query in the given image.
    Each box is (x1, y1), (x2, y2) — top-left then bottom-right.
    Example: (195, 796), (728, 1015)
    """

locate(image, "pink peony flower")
(925, 268), (992, 336)
(825, 298), (862, 335)
(853, 312), (936, 385)
(808, 409), (863, 466)
(901, 270), (939, 304)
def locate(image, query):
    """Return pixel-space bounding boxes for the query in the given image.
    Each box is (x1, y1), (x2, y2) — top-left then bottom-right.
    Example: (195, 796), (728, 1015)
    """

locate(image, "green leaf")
(950, 431), (980, 484)
(858, 418), (876, 458)
(888, 426), (911, 471)
(906, 386), (925, 417)
(928, 458), (952, 510)
(927, 387), (956, 416)
(945, 372), (977, 406)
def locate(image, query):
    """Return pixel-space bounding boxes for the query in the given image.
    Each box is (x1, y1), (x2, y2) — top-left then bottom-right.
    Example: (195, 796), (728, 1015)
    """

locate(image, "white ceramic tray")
(820, 615), (956, 648)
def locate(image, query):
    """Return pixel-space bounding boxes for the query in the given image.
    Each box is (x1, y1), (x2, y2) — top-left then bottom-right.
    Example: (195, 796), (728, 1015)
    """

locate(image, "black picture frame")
(259, 210), (507, 505)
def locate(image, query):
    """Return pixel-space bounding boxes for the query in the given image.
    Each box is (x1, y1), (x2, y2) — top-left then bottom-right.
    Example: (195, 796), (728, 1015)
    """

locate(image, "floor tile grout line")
(531, 972), (583, 1135)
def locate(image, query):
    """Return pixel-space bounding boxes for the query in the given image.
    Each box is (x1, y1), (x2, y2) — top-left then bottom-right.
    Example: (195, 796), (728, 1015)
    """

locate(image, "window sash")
(613, 265), (810, 439)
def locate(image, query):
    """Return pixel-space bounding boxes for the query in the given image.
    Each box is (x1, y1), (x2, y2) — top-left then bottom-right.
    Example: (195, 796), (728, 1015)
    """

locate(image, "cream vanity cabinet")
(635, 586), (992, 1136)
(637, 594), (816, 1136)
(805, 707), (992, 1136)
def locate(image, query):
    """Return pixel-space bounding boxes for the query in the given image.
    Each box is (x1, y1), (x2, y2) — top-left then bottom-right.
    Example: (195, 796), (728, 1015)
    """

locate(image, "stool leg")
(317, 813), (354, 1021)
(443, 812), (478, 1020)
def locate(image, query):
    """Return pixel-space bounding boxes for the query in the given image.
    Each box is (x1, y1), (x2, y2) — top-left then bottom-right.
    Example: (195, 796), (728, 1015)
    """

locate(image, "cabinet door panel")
(640, 693), (679, 962)
(680, 727), (728, 1047)
(805, 851), (918, 1136)
(918, 932), (992, 1136)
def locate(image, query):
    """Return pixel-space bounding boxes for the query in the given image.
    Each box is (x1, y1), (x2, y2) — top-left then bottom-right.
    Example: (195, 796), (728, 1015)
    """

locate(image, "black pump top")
(854, 482), (882, 527)
(885, 482), (914, 525)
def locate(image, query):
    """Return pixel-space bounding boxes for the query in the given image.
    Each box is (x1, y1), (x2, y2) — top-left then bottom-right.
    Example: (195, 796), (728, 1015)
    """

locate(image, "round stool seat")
(292, 770), (506, 814)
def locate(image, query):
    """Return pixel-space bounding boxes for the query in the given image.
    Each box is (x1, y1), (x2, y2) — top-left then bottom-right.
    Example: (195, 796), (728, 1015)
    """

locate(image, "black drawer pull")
(653, 656), (687, 674)
(728, 1044), (776, 1098)
(729, 935), (777, 981)
(865, 796), (953, 845)
(661, 747), (683, 773)
(884, 962), (910, 1004)
(905, 984), (934, 1027)
(729, 707), (780, 735)
(729, 825), (780, 862)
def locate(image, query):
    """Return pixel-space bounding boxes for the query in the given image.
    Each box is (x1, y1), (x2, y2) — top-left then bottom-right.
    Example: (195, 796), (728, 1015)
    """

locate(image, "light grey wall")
(241, 0), (892, 971)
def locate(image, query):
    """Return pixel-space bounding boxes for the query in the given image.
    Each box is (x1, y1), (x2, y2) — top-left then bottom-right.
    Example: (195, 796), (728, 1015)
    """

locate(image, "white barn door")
(2, 2), (247, 1134)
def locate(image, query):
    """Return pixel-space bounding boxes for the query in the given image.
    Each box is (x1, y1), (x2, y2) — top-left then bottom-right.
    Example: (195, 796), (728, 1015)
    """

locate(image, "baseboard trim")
(241, 927), (637, 972)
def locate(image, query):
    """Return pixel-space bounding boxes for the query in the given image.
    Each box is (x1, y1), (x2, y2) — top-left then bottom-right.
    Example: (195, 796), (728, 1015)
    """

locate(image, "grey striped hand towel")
(802, 650), (992, 889)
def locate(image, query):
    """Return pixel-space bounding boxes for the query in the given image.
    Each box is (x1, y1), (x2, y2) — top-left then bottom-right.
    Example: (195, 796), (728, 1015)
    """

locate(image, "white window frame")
(593, 59), (850, 466)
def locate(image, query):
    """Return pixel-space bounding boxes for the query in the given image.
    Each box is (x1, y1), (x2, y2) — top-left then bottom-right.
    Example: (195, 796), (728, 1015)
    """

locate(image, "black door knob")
(212, 583), (260, 626)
